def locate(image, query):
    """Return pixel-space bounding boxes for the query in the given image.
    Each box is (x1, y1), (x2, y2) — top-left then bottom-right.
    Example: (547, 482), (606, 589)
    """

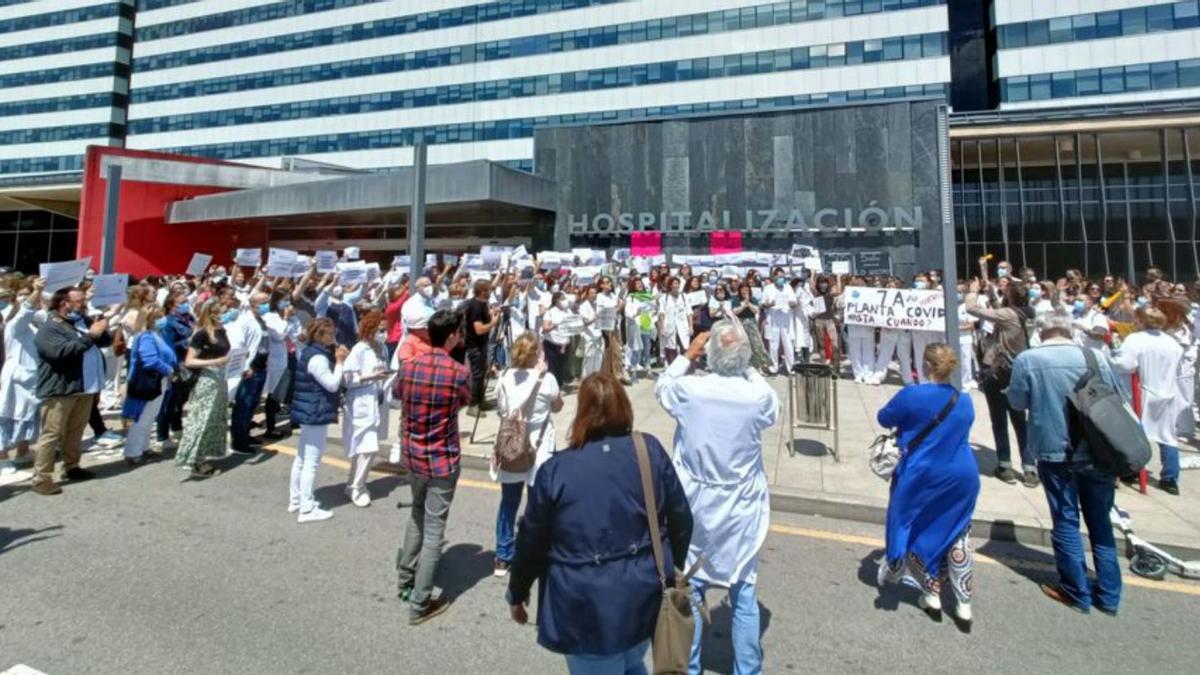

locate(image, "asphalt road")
(2, 443), (1197, 675)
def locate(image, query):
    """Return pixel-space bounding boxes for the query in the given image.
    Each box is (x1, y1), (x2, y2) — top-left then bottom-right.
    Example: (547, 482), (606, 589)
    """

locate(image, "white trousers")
(348, 453), (373, 492)
(581, 337), (603, 378)
(846, 327), (875, 381)
(959, 337), (977, 386)
(874, 329), (913, 384)
(911, 331), (939, 384)
(764, 321), (795, 372)
(124, 387), (165, 459)
(291, 424), (327, 513)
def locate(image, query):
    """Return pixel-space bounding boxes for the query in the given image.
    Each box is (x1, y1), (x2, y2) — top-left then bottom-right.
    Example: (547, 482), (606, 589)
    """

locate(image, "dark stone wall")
(535, 99), (947, 277)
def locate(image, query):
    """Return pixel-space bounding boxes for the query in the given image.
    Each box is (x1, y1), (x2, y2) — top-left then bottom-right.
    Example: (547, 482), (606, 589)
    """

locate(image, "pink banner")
(709, 231), (743, 255)
(630, 232), (662, 257)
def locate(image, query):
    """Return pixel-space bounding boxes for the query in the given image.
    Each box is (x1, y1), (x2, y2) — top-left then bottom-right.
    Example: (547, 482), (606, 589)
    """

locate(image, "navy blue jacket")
(507, 433), (692, 656)
(159, 314), (193, 361)
(290, 344), (339, 426)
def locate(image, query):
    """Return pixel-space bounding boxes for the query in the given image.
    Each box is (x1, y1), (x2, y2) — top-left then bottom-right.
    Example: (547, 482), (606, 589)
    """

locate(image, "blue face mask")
(1136, 296), (1148, 308)
(774, 278), (785, 288)
(914, 281), (927, 290)
(1074, 300), (1086, 314)
(276, 300), (290, 311)
(0, 301), (9, 313)
(997, 268), (1009, 278)
(536, 281), (546, 291)
(258, 302), (271, 315)
(1029, 287), (1042, 300)
(176, 302), (190, 316)
(220, 309), (239, 324)
(956, 292), (964, 303)
(154, 317), (169, 331)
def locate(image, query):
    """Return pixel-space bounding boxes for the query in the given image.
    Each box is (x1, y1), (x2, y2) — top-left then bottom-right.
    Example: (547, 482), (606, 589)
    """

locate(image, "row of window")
(137, 0), (196, 10)
(0, 83), (947, 175)
(0, 1), (119, 35)
(136, 0), (619, 70)
(0, 122), (116, 146)
(1001, 58), (1200, 102)
(131, 0), (946, 104)
(0, 61), (118, 90)
(996, 1), (1199, 50)
(0, 92), (122, 118)
(134, 0), (942, 72)
(128, 32), (947, 135)
(137, 0), (380, 42)
(0, 29), (126, 62)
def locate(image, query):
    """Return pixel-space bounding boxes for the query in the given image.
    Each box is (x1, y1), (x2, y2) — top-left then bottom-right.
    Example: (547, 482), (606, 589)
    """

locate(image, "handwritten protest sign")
(186, 253), (212, 277)
(315, 250), (338, 273)
(337, 261), (367, 286)
(267, 248), (297, 278)
(90, 274), (128, 306)
(558, 314), (584, 337)
(40, 258), (91, 292)
(234, 248), (261, 267)
(842, 287), (945, 331)
(685, 290), (708, 307)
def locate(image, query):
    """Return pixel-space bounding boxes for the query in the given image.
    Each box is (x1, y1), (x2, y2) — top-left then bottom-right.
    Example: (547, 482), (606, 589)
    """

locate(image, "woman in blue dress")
(876, 342), (980, 631)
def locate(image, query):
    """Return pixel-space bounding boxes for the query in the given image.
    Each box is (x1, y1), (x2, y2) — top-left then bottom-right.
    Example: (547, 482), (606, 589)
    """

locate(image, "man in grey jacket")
(31, 287), (111, 495)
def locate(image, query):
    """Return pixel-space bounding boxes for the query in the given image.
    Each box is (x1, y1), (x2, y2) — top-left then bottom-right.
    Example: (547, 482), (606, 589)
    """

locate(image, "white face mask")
(556, 299), (568, 310)
(419, 285), (434, 299)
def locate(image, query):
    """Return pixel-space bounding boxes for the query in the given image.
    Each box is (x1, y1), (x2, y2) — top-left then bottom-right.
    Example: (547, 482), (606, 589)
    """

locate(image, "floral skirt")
(740, 317), (771, 371)
(881, 529), (974, 604)
(174, 367), (228, 468)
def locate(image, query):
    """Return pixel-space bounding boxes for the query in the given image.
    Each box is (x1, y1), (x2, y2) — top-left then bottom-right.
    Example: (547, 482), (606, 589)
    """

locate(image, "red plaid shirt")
(396, 347), (471, 477)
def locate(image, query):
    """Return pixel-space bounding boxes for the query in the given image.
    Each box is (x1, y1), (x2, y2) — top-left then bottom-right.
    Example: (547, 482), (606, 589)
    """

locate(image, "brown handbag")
(492, 371), (548, 473)
(632, 432), (703, 675)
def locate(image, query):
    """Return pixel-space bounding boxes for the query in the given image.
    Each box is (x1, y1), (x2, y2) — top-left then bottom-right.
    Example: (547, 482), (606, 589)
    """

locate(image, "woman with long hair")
(121, 304), (177, 466)
(507, 373), (692, 673)
(342, 310), (390, 507)
(290, 318), (348, 521)
(541, 290), (574, 387)
(877, 343), (979, 631)
(733, 282), (770, 374)
(175, 299), (234, 479)
(624, 277), (656, 379)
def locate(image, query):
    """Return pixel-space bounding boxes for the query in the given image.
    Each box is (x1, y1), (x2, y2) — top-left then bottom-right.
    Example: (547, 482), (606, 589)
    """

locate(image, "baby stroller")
(1110, 505), (1200, 580)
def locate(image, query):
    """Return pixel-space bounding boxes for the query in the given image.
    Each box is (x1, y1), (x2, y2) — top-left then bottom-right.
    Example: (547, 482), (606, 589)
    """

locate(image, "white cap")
(401, 294), (431, 330)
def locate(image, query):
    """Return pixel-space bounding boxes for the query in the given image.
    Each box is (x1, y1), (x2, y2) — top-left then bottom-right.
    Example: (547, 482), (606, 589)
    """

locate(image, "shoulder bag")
(493, 371), (549, 473)
(868, 390), (960, 481)
(633, 432), (704, 675)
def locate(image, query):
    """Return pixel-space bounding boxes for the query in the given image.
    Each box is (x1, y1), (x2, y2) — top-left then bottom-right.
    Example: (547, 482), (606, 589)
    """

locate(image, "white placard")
(40, 257), (92, 292)
(720, 265), (741, 278)
(337, 261), (367, 286)
(468, 270), (492, 283)
(90, 273), (128, 307)
(315, 250), (338, 273)
(462, 253), (484, 270)
(366, 262), (381, 282)
(842, 287), (945, 331)
(573, 265), (601, 285)
(831, 261), (852, 275)
(343, 246), (361, 260)
(481, 245), (511, 270)
(291, 255), (310, 277)
(225, 348), (249, 387)
(685, 290), (708, 307)
(650, 255), (667, 266)
(811, 296), (827, 315)
(632, 257), (650, 274)
(558, 313), (584, 337)
(234, 248), (261, 267)
(392, 255), (411, 269)
(185, 253), (212, 277)
(267, 247), (297, 278)
(612, 248), (631, 263)
(512, 245), (529, 260)
(597, 307), (617, 331)
(539, 251), (562, 269)
(444, 254), (459, 267)
(425, 253), (438, 269)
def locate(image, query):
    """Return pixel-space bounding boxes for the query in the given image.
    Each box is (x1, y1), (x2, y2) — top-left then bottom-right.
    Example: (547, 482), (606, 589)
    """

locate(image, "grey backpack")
(1068, 348), (1152, 477)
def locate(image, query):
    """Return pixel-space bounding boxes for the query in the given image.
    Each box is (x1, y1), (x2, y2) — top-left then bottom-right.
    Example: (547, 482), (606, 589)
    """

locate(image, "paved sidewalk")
(432, 371), (1200, 556)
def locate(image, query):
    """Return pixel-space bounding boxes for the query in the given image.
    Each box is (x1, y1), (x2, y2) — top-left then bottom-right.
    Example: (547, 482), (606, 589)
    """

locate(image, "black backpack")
(1068, 348), (1152, 477)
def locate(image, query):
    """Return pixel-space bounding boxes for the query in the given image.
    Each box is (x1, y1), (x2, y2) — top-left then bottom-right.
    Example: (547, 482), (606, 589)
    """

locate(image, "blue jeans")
(495, 481), (524, 563)
(981, 378), (1033, 471)
(1038, 462), (1122, 613)
(564, 640), (649, 675)
(1160, 443), (1181, 482)
(690, 579), (762, 675)
(230, 367), (267, 449)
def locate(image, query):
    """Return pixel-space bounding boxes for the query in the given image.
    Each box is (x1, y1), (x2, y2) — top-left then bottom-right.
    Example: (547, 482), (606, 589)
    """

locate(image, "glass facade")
(1001, 58), (1200, 103)
(129, 32), (947, 134)
(997, 1), (1200, 49)
(0, 210), (80, 274)
(952, 127), (1200, 281)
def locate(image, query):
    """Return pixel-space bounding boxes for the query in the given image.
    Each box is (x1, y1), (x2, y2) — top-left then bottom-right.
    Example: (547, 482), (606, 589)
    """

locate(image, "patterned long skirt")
(740, 317), (771, 372)
(174, 367), (228, 469)
(880, 528), (974, 604)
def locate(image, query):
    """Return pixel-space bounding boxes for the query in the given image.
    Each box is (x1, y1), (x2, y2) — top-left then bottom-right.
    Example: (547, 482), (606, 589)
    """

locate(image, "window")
(1122, 7), (1148, 34)
(1003, 23), (1027, 48)
(1076, 69), (1100, 96)
(1125, 64), (1151, 91)
(1048, 17), (1073, 43)
(1027, 20), (1049, 45)
(1096, 11), (1121, 38)
(1051, 72), (1076, 98)
(1148, 5), (1175, 31)
(1152, 61), (1180, 89)
(1101, 67), (1125, 93)
(1029, 74), (1052, 100)
(1180, 58), (1200, 87)
(1007, 76), (1030, 102)
(1176, 1), (1200, 28)
(1072, 14), (1097, 40)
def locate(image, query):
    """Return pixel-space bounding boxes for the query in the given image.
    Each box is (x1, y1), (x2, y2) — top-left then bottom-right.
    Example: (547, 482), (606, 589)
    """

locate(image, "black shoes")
(63, 467), (96, 481)
(409, 598), (451, 625)
(1159, 479), (1180, 496)
(1021, 471), (1041, 489)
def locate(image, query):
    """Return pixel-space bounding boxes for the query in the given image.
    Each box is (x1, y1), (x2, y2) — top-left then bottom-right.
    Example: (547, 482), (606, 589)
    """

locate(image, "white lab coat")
(1111, 330), (1185, 446)
(761, 283), (796, 371)
(658, 293), (692, 353)
(342, 340), (387, 456)
(578, 300), (603, 377)
(655, 356), (779, 585)
(225, 309), (264, 396)
(0, 303), (40, 446)
(791, 285), (814, 353)
(261, 311), (293, 395)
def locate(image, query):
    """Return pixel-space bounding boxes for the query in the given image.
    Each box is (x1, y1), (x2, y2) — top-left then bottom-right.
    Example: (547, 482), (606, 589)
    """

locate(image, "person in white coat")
(342, 310), (391, 507)
(873, 279), (915, 385)
(624, 277), (656, 378)
(657, 277), (692, 363)
(491, 332), (563, 577)
(656, 321), (779, 674)
(261, 290), (298, 439)
(789, 277), (814, 364)
(577, 286), (604, 378)
(761, 272), (797, 375)
(1110, 307), (1186, 495)
(841, 277), (876, 383)
(0, 278), (44, 473)
(910, 274), (941, 384)
(957, 283), (979, 390)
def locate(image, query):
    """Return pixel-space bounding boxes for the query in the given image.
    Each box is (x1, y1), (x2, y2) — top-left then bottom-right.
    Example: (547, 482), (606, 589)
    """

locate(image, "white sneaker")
(96, 431), (124, 448)
(955, 602), (972, 622)
(351, 488), (371, 508)
(287, 503), (300, 514)
(297, 507), (333, 523)
(389, 442), (402, 464)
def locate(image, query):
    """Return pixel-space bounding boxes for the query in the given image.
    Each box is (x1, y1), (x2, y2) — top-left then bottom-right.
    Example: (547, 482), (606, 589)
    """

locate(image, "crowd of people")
(0, 248), (1196, 671)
